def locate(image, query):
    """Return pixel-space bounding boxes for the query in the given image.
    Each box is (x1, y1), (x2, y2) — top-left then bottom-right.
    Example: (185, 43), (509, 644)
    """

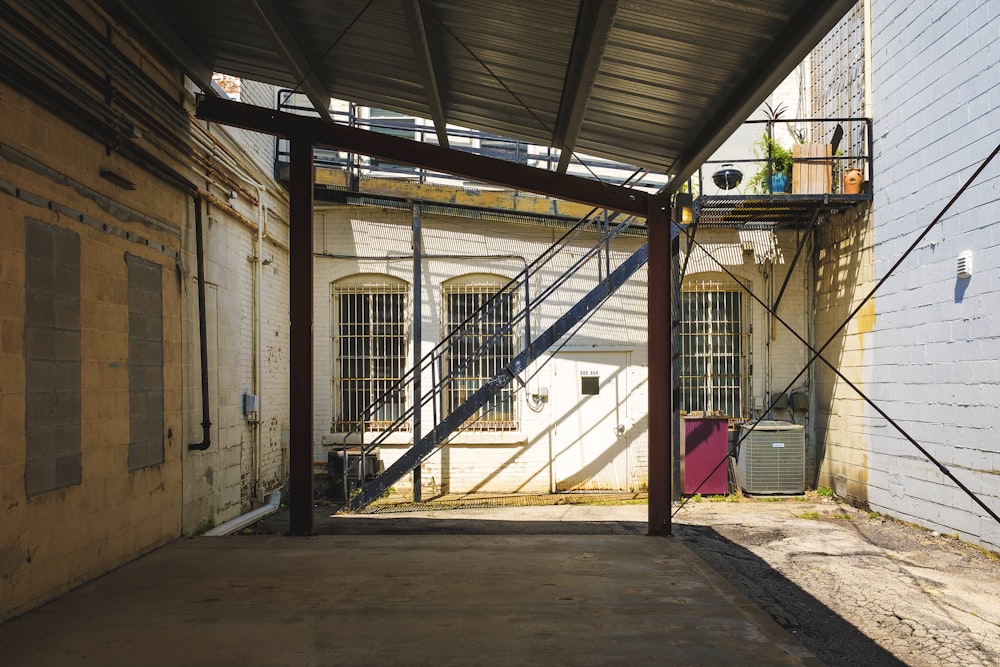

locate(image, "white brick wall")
(180, 177), (290, 533)
(814, 204), (876, 503)
(215, 78), (280, 181)
(259, 209), (292, 491)
(312, 205), (649, 494)
(309, 207), (819, 495)
(864, 0), (1000, 549)
(681, 227), (815, 470)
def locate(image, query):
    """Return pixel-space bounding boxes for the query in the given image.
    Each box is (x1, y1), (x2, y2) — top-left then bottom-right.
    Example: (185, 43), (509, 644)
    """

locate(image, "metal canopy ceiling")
(113, 0), (855, 190)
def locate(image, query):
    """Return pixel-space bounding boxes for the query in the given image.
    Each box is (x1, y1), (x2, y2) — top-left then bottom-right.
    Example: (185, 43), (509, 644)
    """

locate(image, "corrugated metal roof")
(112, 0), (855, 188)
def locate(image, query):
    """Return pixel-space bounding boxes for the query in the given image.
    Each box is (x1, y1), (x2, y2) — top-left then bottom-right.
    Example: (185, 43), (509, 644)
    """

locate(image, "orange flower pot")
(844, 168), (864, 194)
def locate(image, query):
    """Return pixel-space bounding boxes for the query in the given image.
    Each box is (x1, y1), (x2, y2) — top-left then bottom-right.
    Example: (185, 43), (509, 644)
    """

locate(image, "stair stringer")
(344, 242), (649, 512)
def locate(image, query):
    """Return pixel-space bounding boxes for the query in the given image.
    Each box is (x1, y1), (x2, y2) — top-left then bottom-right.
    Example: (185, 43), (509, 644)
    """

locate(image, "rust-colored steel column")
(647, 194), (672, 536)
(289, 139), (315, 535)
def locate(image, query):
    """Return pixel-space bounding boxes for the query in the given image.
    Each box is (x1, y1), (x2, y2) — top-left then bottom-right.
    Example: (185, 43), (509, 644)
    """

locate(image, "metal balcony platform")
(695, 193), (871, 229)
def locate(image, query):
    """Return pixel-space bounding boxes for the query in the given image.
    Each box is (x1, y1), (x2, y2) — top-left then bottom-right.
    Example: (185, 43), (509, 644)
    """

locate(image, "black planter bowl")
(712, 165), (743, 190)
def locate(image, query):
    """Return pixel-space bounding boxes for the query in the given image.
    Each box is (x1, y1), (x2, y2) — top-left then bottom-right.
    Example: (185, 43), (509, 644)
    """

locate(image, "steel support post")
(289, 139), (315, 535)
(647, 194), (672, 536)
(412, 202), (422, 502)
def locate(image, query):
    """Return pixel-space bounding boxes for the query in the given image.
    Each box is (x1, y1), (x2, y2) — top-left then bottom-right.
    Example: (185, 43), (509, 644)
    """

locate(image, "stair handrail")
(345, 209), (638, 444)
(338, 170), (653, 489)
(346, 241), (651, 510)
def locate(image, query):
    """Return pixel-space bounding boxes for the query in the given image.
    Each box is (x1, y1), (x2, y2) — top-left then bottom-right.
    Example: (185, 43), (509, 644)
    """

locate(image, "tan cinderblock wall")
(813, 204), (874, 503)
(1, 0), (290, 620)
(1, 88), (185, 620)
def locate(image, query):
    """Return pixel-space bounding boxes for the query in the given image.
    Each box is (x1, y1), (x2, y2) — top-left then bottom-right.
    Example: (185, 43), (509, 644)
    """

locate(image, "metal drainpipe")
(411, 202), (422, 502)
(189, 195), (212, 451)
(763, 263), (772, 418)
(254, 199), (266, 499)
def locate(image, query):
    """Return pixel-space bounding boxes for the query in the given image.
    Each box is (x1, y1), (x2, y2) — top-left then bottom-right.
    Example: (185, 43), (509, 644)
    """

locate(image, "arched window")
(679, 275), (750, 421)
(441, 274), (518, 431)
(331, 275), (408, 431)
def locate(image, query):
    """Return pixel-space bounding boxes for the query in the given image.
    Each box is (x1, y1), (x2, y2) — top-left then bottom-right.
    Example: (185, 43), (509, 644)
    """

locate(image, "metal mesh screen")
(332, 279), (408, 431)
(679, 280), (750, 422)
(443, 281), (518, 430)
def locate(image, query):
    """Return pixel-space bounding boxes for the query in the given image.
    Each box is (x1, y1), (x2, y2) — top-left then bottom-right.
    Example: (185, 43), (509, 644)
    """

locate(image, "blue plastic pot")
(769, 172), (789, 193)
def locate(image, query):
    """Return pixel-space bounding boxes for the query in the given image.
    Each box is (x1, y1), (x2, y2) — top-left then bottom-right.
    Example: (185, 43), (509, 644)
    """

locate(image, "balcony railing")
(696, 117), (873, 198)
(691, 117), (873, 228)
(273, 90), (668, 193)
(272, 92), (871, 228)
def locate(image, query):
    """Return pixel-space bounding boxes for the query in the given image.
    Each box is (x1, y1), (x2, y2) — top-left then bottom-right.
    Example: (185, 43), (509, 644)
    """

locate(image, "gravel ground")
(674, 496), (1000, 667)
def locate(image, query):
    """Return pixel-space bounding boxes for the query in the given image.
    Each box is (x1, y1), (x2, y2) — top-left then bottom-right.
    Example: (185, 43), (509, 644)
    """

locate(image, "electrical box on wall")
(243, 393), (258, 415)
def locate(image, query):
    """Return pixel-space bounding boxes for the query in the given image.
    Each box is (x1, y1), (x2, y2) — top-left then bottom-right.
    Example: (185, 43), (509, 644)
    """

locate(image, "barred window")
(442, 276), (518, 431)
(679, 278), (750, 422)
(332, 276), (408, 431)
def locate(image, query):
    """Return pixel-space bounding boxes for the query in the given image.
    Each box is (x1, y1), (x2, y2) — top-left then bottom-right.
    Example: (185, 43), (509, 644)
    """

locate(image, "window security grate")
(679, 279), (750, 423)
(442, 280), (518, 431)
(332, 279), (408, 431)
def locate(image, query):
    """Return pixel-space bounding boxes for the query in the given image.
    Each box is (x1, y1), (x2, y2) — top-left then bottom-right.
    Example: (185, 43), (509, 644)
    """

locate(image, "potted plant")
(747, 102), (793, 194)
(748, 134), (793, 193)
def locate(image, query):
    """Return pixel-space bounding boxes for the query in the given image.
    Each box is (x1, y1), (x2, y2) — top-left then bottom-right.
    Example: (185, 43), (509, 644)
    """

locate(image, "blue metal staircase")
(341, 210), (649, 512)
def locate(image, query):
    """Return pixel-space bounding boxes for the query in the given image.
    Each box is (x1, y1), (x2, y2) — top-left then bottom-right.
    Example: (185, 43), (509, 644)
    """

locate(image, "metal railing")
(274, 90), (669, 191)
(696, 117), (873, 197)
(275, 92), (870, 202)
(337, 186), (651, 509)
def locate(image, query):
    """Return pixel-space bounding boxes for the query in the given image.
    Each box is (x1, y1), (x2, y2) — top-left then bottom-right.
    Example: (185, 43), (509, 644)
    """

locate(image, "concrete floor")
(0, 504), (821, 666)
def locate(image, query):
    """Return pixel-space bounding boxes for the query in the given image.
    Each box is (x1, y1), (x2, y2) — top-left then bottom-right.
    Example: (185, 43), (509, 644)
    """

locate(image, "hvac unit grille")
(737, 421), (805, 494)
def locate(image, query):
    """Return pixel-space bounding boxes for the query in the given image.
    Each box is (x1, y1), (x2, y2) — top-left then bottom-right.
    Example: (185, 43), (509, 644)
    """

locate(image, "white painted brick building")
(308, 202), (815, 496)
(812, 0), (1000, 550)
(311, 204), (651, 494)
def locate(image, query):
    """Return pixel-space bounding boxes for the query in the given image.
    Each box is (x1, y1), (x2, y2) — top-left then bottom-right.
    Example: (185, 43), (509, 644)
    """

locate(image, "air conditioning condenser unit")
(736, 421), (805, 494)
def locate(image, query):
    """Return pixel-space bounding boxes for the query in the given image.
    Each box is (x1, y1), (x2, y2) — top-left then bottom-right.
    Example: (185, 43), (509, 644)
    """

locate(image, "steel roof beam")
(197, 96), (651, 217)
(402, 0), (450, 149)
(662, 0), (858, 194)
(554, 0), (619, 174)
(249, 0), (332, 121)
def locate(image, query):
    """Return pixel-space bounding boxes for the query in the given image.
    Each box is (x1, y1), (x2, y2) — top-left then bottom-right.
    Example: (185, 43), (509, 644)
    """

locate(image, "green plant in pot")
(748, 102), (793, 194)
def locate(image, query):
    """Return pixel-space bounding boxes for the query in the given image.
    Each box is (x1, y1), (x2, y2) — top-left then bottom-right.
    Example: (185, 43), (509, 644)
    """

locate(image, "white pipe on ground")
(204, 490), (282, 536)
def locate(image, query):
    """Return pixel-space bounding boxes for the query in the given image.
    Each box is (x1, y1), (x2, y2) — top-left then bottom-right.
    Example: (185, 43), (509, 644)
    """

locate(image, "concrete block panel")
(24, 218), (80, 496)
(126, 255), (163, 471)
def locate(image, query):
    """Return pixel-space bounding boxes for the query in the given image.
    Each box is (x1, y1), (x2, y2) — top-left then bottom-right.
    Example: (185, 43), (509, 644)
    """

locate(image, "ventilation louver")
(736, 421), (805, 494)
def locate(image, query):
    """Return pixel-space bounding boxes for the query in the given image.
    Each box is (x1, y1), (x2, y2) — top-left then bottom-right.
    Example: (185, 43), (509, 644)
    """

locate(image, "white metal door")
(552, 351), (629, 491)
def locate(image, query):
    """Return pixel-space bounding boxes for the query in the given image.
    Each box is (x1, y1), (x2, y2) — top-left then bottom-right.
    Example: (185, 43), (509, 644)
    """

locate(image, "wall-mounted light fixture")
(672, 192), (693, 224)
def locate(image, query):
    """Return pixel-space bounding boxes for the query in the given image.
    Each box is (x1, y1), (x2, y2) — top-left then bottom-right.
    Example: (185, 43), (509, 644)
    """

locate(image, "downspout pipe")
(411, 202), (422, 502)
(189, 194), (212, 450)
(254, 198), (265, 499)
